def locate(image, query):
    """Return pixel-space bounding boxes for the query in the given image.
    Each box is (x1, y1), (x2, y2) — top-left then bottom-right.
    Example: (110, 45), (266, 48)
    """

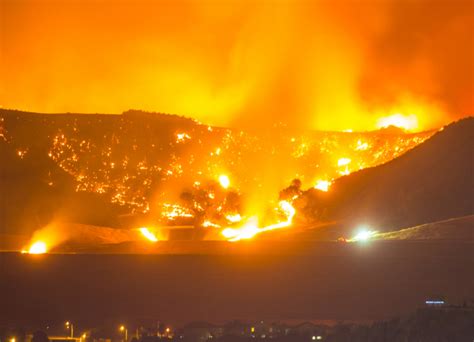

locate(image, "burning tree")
(179, 181), (242, 228)
(279, 178), (303, 201)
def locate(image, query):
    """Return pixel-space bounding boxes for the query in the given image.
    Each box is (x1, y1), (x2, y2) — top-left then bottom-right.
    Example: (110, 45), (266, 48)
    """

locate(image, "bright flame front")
(221, 200), (296, 242)
(377, 114), (418, 131)
(26, 241), (47, 254)
(314, 180), (331, 192)
(139, 227), (159, 242)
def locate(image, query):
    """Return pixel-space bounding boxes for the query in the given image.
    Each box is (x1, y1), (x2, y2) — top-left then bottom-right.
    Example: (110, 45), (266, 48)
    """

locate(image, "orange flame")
(139, 227), (159, 242)
(314, 180), (331, 192)
(377, 114), (418, 131)
(23, 241), (47, 254)
(221, 200), (296, 242)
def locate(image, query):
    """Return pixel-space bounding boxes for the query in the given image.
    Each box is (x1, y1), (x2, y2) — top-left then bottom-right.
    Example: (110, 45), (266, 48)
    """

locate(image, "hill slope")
(0, 108), (433, 236)
(376, 215), (474, 241)
(303, 117), (473, 231)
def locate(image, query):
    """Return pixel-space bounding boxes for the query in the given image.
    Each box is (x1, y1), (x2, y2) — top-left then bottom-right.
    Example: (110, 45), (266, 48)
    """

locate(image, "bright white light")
(28, 241), (47, 254)
(218, 175), (230, 189)
(350, 228), (378, 242)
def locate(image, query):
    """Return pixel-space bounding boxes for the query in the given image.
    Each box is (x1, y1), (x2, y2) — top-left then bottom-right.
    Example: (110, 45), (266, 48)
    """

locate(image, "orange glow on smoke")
(21, 222), (68, 254)
(377, 114), (418, 131)
(1, 1), (465, 131)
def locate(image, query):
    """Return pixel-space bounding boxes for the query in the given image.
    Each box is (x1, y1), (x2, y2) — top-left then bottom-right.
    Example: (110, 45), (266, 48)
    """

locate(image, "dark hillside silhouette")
(304, 117), (474, 231)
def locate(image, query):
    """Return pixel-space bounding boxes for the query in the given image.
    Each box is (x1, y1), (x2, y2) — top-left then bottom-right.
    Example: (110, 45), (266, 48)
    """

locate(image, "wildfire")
(161, 203), (194, 221)
(221, 218), (259, 241)
(16, 149), (28, 158)
(202, 220), (221, 228)
(339, 168), (351, 176)
(225, 213), (242, 223)
(24, 241), (47, 254)
(355, 140), (369, 151)
(337, 158), (351, 167)
(139, 227), (159, 242)
(176, 132), (191, 143)
(221, 200), (296, 242)
(314, 180), (331, 192)
(377, 114), (418, 131)
(218, 174), (230, 189)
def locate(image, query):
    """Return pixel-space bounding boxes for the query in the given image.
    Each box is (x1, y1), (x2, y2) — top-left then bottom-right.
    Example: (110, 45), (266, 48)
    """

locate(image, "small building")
(425, 296), (446, 306)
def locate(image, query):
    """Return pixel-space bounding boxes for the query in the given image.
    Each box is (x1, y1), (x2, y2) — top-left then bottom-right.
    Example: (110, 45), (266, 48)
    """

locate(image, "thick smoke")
(1, 0), (472, 130)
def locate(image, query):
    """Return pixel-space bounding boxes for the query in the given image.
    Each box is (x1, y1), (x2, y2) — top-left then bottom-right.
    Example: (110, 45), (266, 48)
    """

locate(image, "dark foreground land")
(0, 241), (473, 325)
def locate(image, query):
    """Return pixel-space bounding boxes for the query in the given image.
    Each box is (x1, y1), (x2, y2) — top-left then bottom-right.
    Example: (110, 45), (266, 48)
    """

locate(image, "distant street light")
(65, 321), (74, 338)
(119, 325), (128, 342)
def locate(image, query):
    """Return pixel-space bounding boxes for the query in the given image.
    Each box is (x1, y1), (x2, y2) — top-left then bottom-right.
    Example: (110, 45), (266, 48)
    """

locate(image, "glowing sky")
(0, 0), (472, 130)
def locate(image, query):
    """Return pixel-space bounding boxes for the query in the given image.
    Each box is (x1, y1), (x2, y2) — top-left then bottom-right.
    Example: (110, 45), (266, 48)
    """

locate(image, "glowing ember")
(202, 220), (221, 228)
(225, 213), (242, 223)
(339, 167), (351, 176)
(221, 200), (296, 242)
(139, 227), (158, 242)
(218, 174), (230, 189)
(26, 241), (47, 254)
(314, 180), (331, 192)
(176, 132), (191, 143)
(377, 114), (418, 131)
(355, 140), (369, 151)
(337, 158), (351, 167)
(161, 203), (194, 221)
(16, 149), (28, 158)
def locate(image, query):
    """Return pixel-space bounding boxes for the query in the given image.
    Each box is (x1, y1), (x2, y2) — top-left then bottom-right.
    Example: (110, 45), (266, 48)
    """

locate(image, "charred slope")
(0, 138), (125, 234)
(306, 117), (473, 231)
(0, 109), (196, 234)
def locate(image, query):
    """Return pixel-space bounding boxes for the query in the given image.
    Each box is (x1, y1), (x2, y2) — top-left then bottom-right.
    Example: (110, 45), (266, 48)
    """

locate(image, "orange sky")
(0, 0), (472, 130)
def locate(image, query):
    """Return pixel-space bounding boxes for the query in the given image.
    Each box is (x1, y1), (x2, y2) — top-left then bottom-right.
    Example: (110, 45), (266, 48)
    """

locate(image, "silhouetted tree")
(279, 178), (302, 201)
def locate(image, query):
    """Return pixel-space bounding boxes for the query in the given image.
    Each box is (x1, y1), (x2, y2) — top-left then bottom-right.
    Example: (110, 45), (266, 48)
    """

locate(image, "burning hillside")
(292, 117), (474, 241)
(0, 109), (439, 251)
